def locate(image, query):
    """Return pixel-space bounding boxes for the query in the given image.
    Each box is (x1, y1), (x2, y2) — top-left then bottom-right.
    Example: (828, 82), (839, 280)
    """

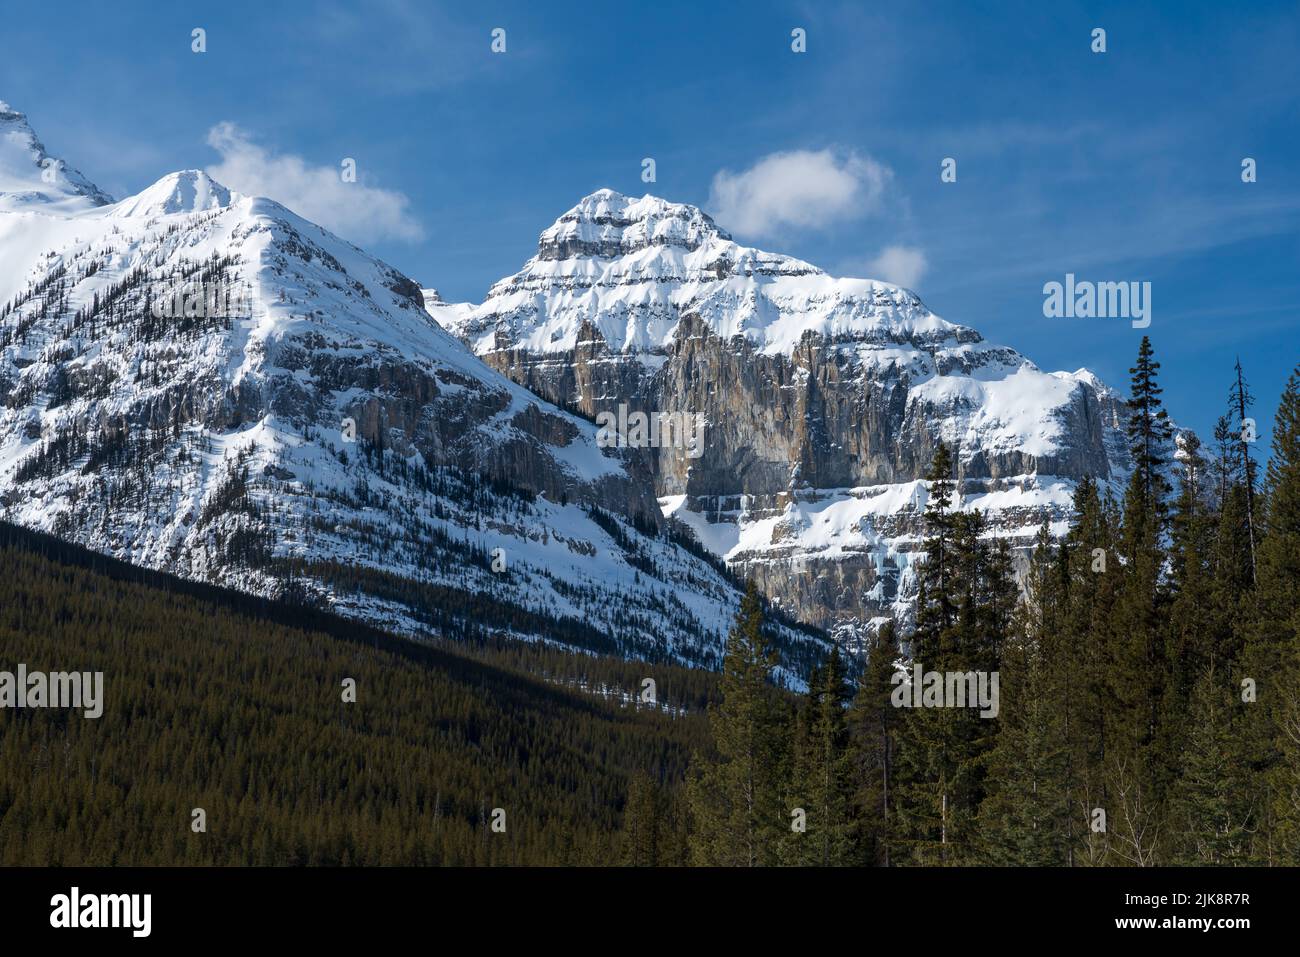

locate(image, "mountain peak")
(111, 169), (233, 219)
(0, 99), (113, 209)
(0, 100), (32, 129)
(447, 186), (949, 357)
(574, 186), (628, 204)
(539, 188), (730, 261)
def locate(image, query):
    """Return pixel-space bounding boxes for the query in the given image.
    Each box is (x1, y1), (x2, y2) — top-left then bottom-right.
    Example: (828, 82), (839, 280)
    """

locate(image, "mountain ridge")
(0, 105), (828, 680)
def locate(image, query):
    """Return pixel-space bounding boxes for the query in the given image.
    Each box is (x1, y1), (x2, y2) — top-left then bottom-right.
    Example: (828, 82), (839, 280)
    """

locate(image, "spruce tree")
(1126, 335), (1175, 511)
(1107, 337), (1174, 858)
(1163, 432), (1218, 763)
(977, 529), (1071, 864)
(1213, 414), (1238, 505)
(805, 648), (854, 865)
(1167, 668), (1256, 865)
(1247, 365), (1300, 861)
(1230, 358), (1260, 581)
(687, 581), (787, 866)
(779, 665), (817, 865)
(621, 770), (663, 866)
(849, 621), (900, 866)
(917, 442), (959, 648)
(1056, 481), (1119, 863)
(893, 446), (964, 863)
(893, 445), (1009, 864)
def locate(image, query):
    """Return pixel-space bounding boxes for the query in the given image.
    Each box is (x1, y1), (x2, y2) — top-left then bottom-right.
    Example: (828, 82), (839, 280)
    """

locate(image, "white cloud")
(205, 122), (423, 244)
(708, 149), (891, 238)
(866, 245), (927, 290)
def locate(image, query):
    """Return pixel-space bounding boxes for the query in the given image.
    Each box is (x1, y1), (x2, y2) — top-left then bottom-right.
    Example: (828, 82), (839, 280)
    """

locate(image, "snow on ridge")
(110, 170), (233, 218)
(0, 100), (113, 210)
(663, 474), (1079, 566)
(215, 194), (629, 479)
(440, 187), (973, 359)
(541, 187), (733, 256)
(914, 362), (1078, 459)
(0, 142), (624, 482)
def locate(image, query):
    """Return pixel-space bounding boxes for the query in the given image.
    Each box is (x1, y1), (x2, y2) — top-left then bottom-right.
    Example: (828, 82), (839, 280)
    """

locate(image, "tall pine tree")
(849, 621), (900, 866)
(687, 581), (788, 866)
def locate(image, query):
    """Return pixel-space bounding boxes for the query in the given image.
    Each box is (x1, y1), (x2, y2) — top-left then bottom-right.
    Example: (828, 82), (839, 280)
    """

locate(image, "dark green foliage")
(0, 521), (710, 865)
(686, 582), (789, 865)
(1251, 365), (1300, 861)
(784, 648), (854, 865)
(970, 351), (1297, 866)
(621, 770), (688, 866)
(848, 621), (899, 866)
(1166, 668), (1256, 864)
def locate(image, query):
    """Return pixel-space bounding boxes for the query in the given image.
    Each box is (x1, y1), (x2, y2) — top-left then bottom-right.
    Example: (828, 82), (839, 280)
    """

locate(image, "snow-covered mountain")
(434, 189), (1140, 641)
(0, 105), (828, 678)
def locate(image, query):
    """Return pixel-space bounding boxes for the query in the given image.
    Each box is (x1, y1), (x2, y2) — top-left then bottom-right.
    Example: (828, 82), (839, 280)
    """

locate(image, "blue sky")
(2, 0), (1297, 454)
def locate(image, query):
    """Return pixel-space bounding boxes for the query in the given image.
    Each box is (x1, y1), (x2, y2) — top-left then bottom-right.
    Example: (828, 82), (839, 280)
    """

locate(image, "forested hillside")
(0, 521), (715, 865)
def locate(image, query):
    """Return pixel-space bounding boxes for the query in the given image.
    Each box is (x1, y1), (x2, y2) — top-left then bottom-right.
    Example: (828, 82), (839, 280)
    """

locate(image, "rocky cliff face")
(0, 111), (826, 678)
(432, 189), (1139, 641)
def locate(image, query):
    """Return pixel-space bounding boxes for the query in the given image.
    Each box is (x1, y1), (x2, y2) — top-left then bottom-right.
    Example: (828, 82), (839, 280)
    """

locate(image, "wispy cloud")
(205, 122), (423, 244)
(708, 149), (891, 238)
(867, 245), (927, 290)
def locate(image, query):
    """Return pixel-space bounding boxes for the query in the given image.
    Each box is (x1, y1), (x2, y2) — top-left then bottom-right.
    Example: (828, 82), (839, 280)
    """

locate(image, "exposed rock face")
(0, 126), (827, 677)
(433, 189), (1140, 641)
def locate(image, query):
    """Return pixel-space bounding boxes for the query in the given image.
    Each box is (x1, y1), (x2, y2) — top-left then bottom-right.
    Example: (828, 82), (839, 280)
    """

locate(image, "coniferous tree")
(1213, 414), (1238, 505)
(1247, 365), (1300, 861)
(1167, 668), (1256, 865)
(687, 581), (787, 866)
(978, 528), (1071, 864)
(1106, 337), (1175, 861)
(1164, 432), (1218, 762)
(0, 520), (716, 866)
(1054, 479), (1121, 864)
(849, 621), (900, 866)
(779, 665), (817, 865)
(893, 445), (964, 862)
(622, 771), (664, 866)
(1127, 335), (1175, 511)
(1230, 358), (1260, 581)
(804, 648), (854, 865)
(917, 442), (959, 649)
(893, 445), (1011, 864)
